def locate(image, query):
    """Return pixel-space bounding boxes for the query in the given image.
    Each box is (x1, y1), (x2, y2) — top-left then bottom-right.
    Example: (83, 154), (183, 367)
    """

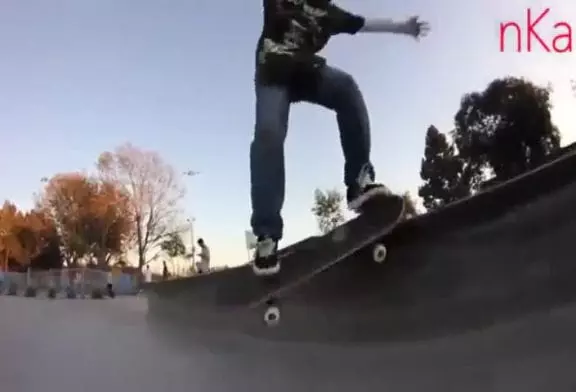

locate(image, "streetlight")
(186, 217), (196, 272)
(183, 170), (199, 274)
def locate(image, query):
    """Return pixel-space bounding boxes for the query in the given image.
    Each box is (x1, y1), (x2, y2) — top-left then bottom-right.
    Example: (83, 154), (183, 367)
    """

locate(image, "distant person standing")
(144, 265), (152, 283)
(162, 261), (169, 281)
(196, 238), (211, 274)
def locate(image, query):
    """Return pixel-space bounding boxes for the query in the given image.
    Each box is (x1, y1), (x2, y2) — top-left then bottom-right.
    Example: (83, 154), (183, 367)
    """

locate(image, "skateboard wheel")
(372, 244), (387, 263)
(264, 306), (280, 327)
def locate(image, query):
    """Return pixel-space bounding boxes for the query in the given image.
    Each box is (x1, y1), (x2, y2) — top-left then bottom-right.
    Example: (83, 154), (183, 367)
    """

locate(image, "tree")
(84, 181), (134, 266)
(160, 232), (186, 259)
(418, 126), (470, 210)
(13, 210), (52, 267)
(40, 172), (133, 266)
(419, 77), (561, 211)
(0, 201), (58, 270)
(40, 173), (91, 265)
(312, 188), (344, 234)
(0, 201), (24, 269)
(452, 77), (561, 183)
(96, 143), (185, 272)
(30, 234), (63, 270)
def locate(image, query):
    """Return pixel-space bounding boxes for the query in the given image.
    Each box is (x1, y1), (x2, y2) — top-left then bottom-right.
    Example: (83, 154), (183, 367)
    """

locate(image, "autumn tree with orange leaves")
(0, 201), (57, 270)
(40, 172), (134, 266)
(96, 143), (184, 271)
(85, 180), (134, 265)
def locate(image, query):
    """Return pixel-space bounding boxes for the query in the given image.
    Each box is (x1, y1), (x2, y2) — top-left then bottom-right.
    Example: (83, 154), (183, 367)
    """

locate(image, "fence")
(0, 268), (140, 297)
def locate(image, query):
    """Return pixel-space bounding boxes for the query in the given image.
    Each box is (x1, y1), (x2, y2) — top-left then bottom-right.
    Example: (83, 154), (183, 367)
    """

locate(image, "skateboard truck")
(261, 243), (388, 327)
(251, 195), (405, 328)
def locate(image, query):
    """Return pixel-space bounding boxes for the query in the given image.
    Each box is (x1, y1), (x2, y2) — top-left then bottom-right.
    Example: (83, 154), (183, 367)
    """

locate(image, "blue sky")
(1, 0), (575, 268)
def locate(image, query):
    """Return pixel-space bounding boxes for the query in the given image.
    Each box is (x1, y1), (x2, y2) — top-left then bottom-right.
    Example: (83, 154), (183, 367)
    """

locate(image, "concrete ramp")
(147, 149), (576, 344)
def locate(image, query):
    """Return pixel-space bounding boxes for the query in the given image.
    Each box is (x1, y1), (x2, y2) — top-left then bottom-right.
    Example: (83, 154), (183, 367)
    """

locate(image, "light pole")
(183, 170), (199, 274)
(186, 217), (196, 272)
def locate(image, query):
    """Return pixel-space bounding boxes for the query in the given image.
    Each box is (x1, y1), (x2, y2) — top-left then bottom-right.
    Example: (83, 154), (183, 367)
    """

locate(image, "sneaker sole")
(252, 262), (281, 276)
(347, 186), (392, 211)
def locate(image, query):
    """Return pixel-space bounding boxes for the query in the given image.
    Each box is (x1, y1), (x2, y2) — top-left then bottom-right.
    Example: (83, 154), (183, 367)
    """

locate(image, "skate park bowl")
(3, 149), (576, 392)
(142, 147), (576, 390)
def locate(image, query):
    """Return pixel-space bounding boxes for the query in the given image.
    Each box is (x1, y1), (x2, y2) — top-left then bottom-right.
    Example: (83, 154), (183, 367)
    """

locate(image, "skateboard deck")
(248, 194), (406, 325)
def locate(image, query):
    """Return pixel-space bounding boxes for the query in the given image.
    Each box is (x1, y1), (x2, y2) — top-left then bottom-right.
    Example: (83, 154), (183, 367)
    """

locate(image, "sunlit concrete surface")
(1, 296), (576, 392)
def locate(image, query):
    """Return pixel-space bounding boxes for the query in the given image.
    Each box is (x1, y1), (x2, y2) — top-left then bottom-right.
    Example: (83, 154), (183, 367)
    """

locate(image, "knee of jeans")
(254, 117), (286, 146)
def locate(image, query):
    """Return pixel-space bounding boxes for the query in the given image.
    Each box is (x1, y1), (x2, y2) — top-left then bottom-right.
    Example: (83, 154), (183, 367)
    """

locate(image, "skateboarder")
(251, 0), (430, 276)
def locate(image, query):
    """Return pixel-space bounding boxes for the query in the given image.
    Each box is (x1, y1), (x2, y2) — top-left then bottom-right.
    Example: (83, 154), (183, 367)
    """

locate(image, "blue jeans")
(250, 65), (374, 240)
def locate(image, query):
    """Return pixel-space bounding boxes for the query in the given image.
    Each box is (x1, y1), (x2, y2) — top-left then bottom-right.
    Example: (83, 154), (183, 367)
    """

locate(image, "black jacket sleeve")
(263, 0), (301, 20)
(326, 3), (365, 35)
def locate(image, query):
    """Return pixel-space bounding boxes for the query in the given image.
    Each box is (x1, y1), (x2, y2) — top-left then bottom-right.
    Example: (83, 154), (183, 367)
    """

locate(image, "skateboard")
(249, 194), (406, 327)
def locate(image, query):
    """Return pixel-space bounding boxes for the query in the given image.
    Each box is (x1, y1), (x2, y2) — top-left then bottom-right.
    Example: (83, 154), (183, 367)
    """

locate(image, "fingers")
(418, 21), (430, 37)
(406, 16), (431, 40)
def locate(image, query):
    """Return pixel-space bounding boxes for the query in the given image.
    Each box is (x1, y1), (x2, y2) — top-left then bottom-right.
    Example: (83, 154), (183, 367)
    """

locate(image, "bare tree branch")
(96, 143), (185, 270)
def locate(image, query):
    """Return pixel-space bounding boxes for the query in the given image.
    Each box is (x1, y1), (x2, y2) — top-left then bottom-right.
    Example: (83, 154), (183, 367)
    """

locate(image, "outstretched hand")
(404, 16), (430, 40)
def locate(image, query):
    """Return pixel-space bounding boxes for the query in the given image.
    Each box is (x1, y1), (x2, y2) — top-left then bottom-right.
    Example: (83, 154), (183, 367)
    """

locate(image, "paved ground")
(1, 296), (576, 391)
